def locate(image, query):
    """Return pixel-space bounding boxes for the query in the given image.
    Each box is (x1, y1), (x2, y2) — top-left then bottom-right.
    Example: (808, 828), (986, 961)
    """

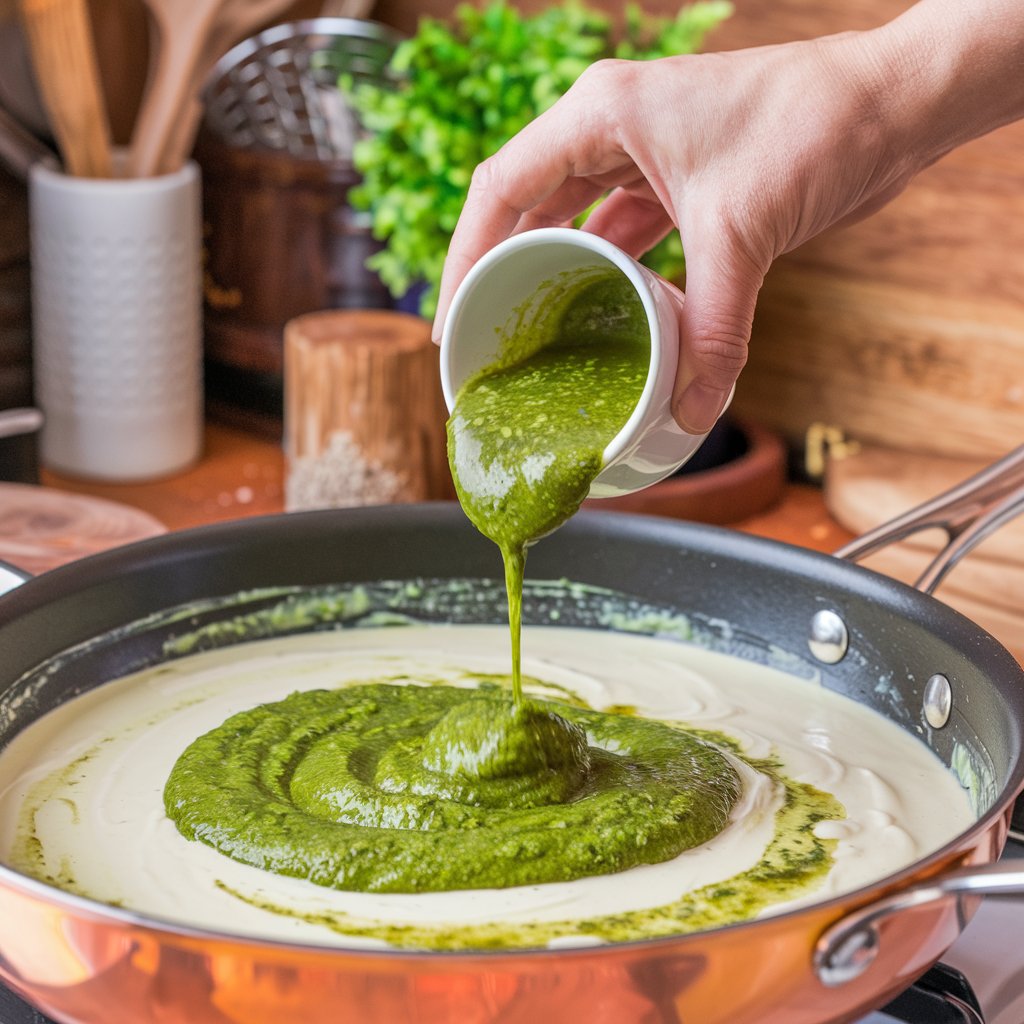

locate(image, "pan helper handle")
(833, 444), (1024, 595)
(0, 561), (29, 597)
(814, 860), (1024, 987)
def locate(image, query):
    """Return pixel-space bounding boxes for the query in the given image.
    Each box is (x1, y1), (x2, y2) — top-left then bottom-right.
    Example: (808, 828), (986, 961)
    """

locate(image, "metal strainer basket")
(203, 18), (401, 162)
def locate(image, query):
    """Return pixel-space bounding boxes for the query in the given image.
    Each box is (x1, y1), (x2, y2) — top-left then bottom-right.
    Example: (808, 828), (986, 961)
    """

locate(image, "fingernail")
(431, 317), (442, 345)
(673, 381), (729, 434)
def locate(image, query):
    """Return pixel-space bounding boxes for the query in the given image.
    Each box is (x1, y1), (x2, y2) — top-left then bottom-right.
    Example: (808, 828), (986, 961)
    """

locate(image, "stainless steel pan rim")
(0, 501), (1023, 983)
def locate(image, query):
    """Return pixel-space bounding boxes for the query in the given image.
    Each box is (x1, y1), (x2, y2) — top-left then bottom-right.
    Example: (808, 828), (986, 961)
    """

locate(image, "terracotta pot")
(584, 418), (787, 524)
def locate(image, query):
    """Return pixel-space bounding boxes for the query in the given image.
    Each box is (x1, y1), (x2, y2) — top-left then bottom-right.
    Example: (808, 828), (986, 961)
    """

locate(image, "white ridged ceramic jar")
(29, 160), (203, 481)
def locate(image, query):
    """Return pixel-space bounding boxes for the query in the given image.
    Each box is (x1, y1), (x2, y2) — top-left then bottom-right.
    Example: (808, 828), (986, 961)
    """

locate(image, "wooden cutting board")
(0, 483), (166, 575)
(825, 445), (1024, 664)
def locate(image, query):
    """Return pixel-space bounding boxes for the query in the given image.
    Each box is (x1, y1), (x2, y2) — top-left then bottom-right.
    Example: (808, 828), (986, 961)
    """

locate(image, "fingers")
(512, 176), (613, 235)
(432, 160), (525, 341)
(432, 64), (632, 340)
(432, 124), (582, 338)
(581, 187), (675, 260)
(672, 231), (766, 434)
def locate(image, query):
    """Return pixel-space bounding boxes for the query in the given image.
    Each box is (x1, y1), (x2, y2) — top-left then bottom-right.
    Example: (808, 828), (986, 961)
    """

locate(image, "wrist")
(857, 0), (1024, 171)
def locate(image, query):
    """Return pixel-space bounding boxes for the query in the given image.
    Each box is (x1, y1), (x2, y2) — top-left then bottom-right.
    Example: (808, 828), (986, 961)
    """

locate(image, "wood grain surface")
(40, 423), (286, 531)
(283, 309), (452, 507)
(0, 481), (165, 574)
(367, 0), (1024, 461)
(825, 444), (1024, 663)
(714, 1), (1024, 459)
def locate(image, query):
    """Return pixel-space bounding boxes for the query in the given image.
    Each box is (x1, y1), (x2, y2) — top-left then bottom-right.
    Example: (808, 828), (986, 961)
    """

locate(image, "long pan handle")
(833, 444), (1024, 595)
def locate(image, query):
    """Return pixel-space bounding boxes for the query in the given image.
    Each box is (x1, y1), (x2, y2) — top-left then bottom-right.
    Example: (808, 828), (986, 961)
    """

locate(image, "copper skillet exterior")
(0, 504), (1021, 1024)
(0, 817), (1009, 1024)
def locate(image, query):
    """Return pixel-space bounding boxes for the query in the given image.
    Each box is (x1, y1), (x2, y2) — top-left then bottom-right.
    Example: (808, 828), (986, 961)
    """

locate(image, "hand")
(432, 0), (1024, 433)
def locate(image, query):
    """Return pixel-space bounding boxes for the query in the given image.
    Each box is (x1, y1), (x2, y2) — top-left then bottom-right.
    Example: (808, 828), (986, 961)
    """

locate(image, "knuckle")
(688, 319), (750, 378)
(577, 58), (626, 87)
(467, 155), (520, 214)
(567, 59), (640, 150)
(573, 59), (636, 114)
(468, 155), (500, 195)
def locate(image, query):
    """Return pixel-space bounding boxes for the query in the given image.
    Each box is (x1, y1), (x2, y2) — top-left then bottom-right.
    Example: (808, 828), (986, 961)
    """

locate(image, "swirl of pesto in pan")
(164, 681), (741, 893)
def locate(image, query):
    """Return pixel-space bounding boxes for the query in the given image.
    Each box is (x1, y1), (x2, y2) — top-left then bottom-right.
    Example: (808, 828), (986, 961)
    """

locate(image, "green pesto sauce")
(12, 751), (93, 895)
(164, 680), (741, 893)
(447, 270), (650, 701)
(215, 761), (841, 951)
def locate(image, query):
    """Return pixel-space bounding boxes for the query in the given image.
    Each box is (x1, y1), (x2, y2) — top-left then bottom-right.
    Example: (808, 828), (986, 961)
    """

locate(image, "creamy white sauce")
(0, 625), (974, 949)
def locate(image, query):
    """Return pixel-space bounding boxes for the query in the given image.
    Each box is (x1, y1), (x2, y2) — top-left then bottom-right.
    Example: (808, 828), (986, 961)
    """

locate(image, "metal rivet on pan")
(808, 609), (849, 664)
(815, 924), (880, 987)
(923, 674), (952, 729)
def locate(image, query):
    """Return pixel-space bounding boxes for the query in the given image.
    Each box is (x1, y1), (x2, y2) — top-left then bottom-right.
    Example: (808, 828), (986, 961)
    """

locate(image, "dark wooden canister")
(0, 165), (32, 411)
(196, 131), (393, 434)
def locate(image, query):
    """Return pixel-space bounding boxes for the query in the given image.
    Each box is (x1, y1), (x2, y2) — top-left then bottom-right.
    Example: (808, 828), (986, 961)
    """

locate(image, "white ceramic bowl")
(439, 227), (728, 498)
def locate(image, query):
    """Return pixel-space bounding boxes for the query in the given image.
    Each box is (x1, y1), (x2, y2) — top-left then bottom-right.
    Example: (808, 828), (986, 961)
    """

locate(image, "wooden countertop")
(42, 423), (287, 532)
(28, 421), (1024, 666)
(38, 421), (854, 554)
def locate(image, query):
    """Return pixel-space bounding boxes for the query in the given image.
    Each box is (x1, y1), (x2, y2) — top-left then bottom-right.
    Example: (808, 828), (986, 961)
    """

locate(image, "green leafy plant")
(345, 1), (733, 317)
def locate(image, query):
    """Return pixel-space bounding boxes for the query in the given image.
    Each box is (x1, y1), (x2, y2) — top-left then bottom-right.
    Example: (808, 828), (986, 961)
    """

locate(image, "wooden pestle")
(19, 0), (112, 177)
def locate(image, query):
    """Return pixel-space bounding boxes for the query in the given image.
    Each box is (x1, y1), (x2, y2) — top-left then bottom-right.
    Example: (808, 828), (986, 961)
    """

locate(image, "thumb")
(670, 241), (765, 434)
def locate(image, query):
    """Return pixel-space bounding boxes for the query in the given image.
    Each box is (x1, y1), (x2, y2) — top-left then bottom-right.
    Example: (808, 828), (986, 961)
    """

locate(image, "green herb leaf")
(345, 1), (732, 314)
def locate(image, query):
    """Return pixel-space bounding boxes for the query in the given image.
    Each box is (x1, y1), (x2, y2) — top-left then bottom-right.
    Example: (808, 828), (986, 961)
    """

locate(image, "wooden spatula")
(143, 0), (296, 175)
(19, 0), (112, 177)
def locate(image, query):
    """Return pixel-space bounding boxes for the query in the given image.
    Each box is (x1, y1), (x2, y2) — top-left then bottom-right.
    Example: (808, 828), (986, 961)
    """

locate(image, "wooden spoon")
(150, 0), (297, 175)
(319, 0), (376, 18)
(18, 0), (112, 177)
(127, 0), (225, 177)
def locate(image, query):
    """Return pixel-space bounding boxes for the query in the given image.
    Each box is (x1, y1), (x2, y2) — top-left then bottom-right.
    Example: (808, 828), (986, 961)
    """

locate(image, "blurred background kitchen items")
(0, 406), (40, 483)
(203, 16), (392, 160)
(199, 18), (400, 435)
(0, 159), (32, 419)
(0, 480), (165, 573)
(284, 308), (450, 510)
(126, 0), (299, 177)
(0, 103), (54, 180)
(29, 158), (203, 481)
(0, 11), (50, 138)
(18, 0), (112, 177)
(126, 0), (229, 177)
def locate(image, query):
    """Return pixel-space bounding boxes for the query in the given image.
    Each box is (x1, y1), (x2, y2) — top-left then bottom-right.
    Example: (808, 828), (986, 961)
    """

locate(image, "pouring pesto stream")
(158, 230), (834, 916)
